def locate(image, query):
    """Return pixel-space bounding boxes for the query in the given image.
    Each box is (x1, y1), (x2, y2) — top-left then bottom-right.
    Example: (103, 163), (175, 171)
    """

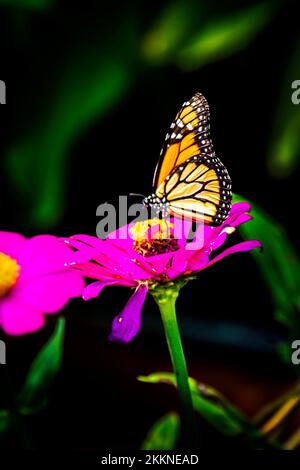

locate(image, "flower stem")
(153, 285), (198, 448)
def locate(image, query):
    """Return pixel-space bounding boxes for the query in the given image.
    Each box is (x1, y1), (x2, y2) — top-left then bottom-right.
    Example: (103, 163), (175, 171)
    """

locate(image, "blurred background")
(1, 0), (300, 450)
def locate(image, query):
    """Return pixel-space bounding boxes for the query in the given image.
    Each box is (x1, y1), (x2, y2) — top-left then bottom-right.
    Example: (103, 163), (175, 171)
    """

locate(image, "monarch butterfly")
(143, 93), (232, 226)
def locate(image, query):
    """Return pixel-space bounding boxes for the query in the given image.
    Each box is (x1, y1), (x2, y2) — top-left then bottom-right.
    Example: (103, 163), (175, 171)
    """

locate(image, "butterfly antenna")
(128, 192), (146, 198)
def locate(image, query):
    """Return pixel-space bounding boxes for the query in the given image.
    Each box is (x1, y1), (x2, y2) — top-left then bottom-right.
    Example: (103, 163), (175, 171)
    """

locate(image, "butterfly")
(143, 93), (232, 226)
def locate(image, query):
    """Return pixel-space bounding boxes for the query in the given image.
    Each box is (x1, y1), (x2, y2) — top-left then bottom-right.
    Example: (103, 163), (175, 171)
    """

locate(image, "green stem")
(152, 284), (198, 448)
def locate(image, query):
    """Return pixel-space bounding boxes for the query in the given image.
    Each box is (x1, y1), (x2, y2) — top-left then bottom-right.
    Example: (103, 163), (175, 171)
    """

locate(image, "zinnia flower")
(65, 201), (261, 343)
(0, 232), (84, 335)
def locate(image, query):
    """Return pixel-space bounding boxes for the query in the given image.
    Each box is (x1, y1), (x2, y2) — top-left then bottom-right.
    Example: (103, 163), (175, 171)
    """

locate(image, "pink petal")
(106, 239), (160, 278)
(186, 251), (210, 272)
(210, 231), (228, 251)
(228, 202), (251, 218)
(68, 234), (156, 280)
(138, 251), (178, 275)
(16, 271), (84, 313)
(193, 240), (262, 272)
(231, 213), (253, 228)
(83, 279), (136, 301)
(0, 297), (44, 335)
(0, 232), (26, 259)
(199, 203), (253, 253)
(164, 247), (190, 280)
(69, 262), (124, 281)
(108, 284), (147, 343)
(107, 223), (136, 250)
(210, 214), (253, 252)
(64, 245), (96, 266)
(18, 235), (76, 281)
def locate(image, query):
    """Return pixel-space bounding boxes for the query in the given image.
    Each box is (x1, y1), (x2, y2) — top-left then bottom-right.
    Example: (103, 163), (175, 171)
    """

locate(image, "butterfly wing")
(158, 155), (232, 225)
(152, 92), (232, 225)
(153, 92), (213, 190)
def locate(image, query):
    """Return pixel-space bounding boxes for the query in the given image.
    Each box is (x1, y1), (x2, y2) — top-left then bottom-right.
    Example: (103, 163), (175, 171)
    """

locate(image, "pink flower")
(65, 202), (261, 343)
(0, 232), (84, 335)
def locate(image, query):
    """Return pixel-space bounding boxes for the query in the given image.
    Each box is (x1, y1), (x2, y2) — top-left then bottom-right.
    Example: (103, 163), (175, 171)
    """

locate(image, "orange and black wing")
(153, 92), (213, 190)
(153, 92), (232, 225)
(157, 155), (232, 225)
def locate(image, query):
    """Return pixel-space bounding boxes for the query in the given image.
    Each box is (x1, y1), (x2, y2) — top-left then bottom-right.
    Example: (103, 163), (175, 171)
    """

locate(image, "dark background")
(1, 0), (300, 450)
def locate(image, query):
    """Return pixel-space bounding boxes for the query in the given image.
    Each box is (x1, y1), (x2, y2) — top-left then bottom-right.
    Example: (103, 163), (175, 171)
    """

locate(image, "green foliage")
(1, 0), (287, 230)
(0, 0), (51, 9)
(177, 2), (274, 70)
(138, 372), (262, 440)
(5, 16), (136, 228)
(141, 0), (200, 65)
(233, 194), (300, 334)
(6, 63), (130, 228)
(267, 36), (300, 178)
(141, 412), (180, 450)
(142, 1), (275, 69)
(0, 319), (65, 441)
(17, 317), (65, 413)
(233, 194), (300, 371)
(0, 410), (12, 434)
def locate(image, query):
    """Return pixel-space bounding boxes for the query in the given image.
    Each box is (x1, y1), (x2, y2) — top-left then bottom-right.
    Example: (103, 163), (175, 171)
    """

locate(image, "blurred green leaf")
(138, 372), (261, 439)
(141, 1), (200, 65)
(141, 412), (180, 450)
(233, 194), (300, 335)
(5, 16), (136, 228)
(267, 36), (300, 178)
(17, 317), (65, 413)
(142, 1), (276, 68)
(7, 63), (130, 228)
(0, 410), (12, 434)
(0, 0), (51, 9)
(176, 2), (274, 70)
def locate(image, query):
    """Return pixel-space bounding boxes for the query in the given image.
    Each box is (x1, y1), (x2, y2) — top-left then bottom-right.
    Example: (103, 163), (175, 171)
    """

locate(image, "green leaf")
(176, 2), (274, 70)
(267, 35), (300, 178)
(141, 0), (199, 65)
(5, 15), (136, 228)
(233, 194), (300, 333)
(141, 412), (180, 450)
(0, 0), (51, 9)
(17, 317), (65, 413)
(142, 1), (276, 68)
(0, 410), (12, 434)
(138, 372), (260, 439)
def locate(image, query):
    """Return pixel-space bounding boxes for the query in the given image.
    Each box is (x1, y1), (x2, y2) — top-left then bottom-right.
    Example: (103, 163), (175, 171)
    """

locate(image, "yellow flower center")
(0, 252), (20, 297)
(130, 218), (173, 241)
(130, 218), (179, 257)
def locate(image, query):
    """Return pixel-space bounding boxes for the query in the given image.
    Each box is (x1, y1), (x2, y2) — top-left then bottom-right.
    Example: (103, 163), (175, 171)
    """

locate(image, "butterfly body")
(143, 93), (232, 226)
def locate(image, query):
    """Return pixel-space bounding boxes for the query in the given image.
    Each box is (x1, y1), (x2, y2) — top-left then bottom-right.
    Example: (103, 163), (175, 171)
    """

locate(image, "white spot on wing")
(176, 119), (184, 128)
